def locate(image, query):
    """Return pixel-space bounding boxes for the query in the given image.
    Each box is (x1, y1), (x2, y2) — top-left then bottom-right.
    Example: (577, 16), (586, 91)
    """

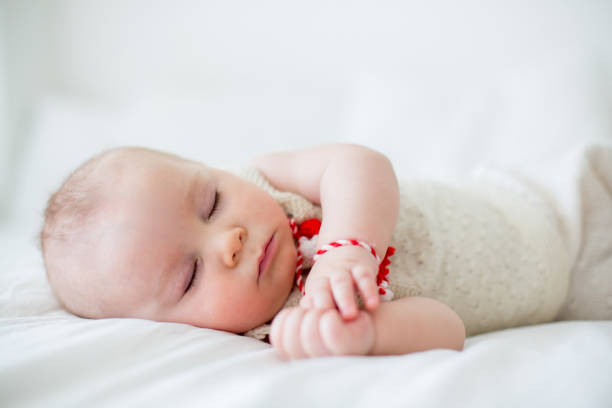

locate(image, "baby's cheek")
(221, 290), (274, 332)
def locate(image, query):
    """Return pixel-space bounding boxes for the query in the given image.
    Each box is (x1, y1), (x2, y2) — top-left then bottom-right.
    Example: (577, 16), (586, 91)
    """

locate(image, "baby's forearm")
(316, 146), (399, 256)
(253, 144), (401, 316)
(368, 297), (466, 355)
(253, 144), (399, 255)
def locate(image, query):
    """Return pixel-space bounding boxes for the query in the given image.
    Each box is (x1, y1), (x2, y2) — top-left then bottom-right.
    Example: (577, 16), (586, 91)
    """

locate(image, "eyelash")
(185, 257), (199, 293)
(186, 190), (219, 294)
(209, 191), (221, 219)
(185, 191), (221, 293)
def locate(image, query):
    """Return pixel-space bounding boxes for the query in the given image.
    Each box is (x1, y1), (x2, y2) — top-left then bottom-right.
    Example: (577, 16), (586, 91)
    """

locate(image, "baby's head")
(41, 147), (297, 333)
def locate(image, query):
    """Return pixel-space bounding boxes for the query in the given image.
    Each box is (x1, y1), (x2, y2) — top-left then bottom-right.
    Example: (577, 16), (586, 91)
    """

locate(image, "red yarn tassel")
(296, 218), (321, 239)
(376, 246), (395, 285)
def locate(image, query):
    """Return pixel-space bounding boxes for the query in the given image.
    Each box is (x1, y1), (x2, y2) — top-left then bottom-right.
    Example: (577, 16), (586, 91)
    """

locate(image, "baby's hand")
(300, 245), (380, 320)
(270, 306), (375, 359)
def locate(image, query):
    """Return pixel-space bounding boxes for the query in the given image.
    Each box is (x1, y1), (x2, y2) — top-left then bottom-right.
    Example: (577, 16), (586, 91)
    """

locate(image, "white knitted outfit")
(240, 144), (612, 340)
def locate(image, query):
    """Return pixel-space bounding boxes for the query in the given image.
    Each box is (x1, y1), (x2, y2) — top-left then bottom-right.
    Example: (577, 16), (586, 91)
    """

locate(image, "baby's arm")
(252, 144), (399, 319)
(270, 297), (465, 358)
(368, 297), (465, 354)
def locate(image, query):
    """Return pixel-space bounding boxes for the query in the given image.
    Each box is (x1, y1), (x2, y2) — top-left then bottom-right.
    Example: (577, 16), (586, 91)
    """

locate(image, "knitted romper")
(240, 144), (612, 341)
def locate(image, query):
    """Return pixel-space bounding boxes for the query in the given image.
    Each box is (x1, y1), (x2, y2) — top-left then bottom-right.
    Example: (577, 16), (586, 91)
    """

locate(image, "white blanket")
(1, 224), (612, 407)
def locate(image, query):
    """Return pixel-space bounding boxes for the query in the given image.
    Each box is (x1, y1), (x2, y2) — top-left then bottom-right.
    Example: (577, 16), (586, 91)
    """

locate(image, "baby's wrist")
(313, 238), (381, 264)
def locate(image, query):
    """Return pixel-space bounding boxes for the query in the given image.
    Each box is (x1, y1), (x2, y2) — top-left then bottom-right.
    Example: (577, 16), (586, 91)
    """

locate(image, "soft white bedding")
(2, 224), (612, 407)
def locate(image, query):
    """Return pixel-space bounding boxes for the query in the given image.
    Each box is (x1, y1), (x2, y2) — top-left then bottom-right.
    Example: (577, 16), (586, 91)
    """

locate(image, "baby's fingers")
(271, 308), (309, 359)
(282, 308), (309, 359)
(307, 278), (335, 310)
(300, 309), (332, 358)
(270, 308), (291, 359)
(329, 274), (359, 320)
(352, 265), (380, 310)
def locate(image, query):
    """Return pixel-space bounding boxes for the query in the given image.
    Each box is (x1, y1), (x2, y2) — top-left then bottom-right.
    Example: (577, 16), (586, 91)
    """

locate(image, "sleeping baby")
(40, 143), (612, 358)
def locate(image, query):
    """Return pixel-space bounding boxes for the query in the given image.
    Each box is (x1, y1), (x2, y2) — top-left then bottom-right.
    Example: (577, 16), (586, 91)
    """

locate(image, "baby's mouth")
(258, 233), (276, 281)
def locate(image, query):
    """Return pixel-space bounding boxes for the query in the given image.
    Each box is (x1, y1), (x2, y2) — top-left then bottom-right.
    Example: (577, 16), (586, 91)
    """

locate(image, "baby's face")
(94, 151), (297, 333)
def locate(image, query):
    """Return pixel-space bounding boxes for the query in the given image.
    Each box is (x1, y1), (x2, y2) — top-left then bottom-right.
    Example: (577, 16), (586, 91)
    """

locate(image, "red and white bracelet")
(314, 239), (381, 264)
(313, 239), (394, 301)
(289, 217), (395, 301)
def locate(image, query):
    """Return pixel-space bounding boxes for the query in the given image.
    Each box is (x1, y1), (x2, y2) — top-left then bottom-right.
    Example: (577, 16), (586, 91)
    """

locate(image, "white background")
(1, 0), (611, 232)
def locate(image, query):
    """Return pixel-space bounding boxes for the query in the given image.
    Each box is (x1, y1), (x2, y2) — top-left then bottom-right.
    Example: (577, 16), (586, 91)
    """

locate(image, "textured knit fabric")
(521, 144), (612, 320)
(239, 144), (612, 341)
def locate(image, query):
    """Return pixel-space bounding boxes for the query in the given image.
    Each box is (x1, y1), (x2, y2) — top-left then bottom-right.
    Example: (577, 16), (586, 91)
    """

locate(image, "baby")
(41, 143), (611, 359)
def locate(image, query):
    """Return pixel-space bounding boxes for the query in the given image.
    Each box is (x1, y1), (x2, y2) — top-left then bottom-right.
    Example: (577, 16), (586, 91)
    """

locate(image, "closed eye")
(209, 191), (221, 219)
(185, 258), (199, 293)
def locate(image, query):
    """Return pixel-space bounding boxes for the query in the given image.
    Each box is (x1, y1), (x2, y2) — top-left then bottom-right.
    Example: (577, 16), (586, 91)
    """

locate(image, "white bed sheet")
(1, 224), (612, 407)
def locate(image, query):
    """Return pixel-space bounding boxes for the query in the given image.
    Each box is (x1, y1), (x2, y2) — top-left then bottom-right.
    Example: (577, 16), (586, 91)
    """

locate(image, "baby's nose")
(222, 227), (246, 267)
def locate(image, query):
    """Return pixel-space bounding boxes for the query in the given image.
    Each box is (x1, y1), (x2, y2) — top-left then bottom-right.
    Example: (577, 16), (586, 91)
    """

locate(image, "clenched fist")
(270, 306), (375, 359)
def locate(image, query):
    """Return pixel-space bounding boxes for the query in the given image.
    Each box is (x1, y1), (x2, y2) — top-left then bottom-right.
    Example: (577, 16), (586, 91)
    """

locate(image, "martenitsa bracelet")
(289, 218), (395, 300)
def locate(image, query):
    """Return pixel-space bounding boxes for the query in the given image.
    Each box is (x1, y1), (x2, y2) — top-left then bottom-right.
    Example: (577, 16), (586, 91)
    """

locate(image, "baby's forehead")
(100, 149), (203, 194)
(103, 147), (189, 171)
